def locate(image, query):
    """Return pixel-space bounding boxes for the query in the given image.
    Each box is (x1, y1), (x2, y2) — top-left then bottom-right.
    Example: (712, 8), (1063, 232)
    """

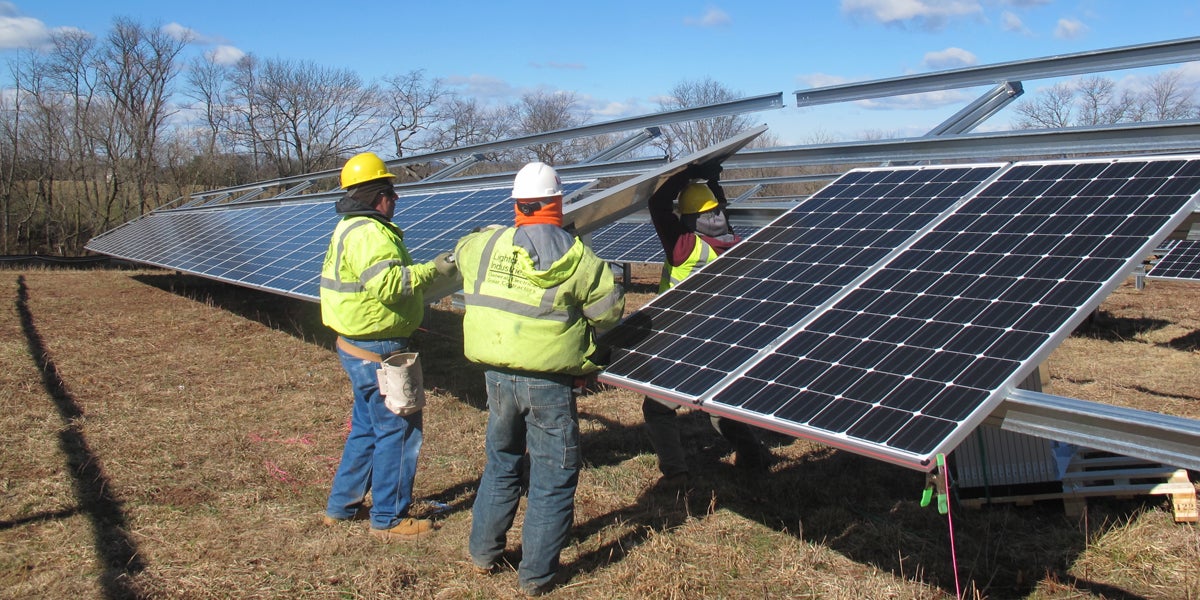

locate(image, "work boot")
(321, 504), (371, 526)
(369, 517), (436, 541)
(651, 472), (692, 494)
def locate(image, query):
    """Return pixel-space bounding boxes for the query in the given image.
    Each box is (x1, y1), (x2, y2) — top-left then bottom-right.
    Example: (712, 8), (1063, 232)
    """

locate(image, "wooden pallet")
(960, 453), (1198, 523)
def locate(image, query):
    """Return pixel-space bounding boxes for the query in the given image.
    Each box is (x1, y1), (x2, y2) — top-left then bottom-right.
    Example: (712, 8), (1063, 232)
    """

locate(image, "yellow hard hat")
(678, 182), (718, 215)
(340, 152), (396, 189)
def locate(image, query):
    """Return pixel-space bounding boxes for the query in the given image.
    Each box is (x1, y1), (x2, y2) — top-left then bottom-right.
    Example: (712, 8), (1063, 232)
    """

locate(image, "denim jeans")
(469, 369), (580, 592)
(325, 337), (424, 530)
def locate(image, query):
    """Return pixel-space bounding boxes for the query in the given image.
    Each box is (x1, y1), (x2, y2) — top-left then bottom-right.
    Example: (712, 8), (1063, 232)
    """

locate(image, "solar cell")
(86, 182), (590, 301)
(598, 156), (1200, 471)
(1147, 239), (1200, 281)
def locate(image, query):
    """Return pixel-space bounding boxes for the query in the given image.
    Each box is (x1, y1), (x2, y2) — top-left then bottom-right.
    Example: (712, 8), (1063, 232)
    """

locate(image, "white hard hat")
(511, 162), (562, 200)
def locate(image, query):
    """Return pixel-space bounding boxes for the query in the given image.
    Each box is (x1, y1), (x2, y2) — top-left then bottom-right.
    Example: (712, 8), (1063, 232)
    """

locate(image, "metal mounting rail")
(726, 120), (1200, 169)
(795, 36), (1200, 107)
(989, 388), (1200, 472)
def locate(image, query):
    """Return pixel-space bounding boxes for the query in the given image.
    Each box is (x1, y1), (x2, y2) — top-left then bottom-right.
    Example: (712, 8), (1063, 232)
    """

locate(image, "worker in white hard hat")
(643, 161), (772, 491)
(454, 161), (624, 596)
(319, 151), (458, 541)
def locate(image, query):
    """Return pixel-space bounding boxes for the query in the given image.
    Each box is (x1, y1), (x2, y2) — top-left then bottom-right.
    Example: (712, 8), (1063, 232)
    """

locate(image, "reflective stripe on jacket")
(455, 226), (624, 375)
(659, 237), (714, 292)
(319, 215), (437, 339)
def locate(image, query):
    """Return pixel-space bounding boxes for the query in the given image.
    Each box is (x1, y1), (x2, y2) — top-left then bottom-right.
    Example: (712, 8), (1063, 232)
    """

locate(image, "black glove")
(689, 161), (723, 182)
(432, 252), (457, 278)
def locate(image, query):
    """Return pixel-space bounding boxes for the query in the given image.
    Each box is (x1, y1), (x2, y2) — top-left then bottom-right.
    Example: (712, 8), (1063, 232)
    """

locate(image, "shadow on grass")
(1162, 328), (1200, 352)
(568, 416), (1159, 599)
(13, 275), (147, 600)
(1072, 310), (1171, 342)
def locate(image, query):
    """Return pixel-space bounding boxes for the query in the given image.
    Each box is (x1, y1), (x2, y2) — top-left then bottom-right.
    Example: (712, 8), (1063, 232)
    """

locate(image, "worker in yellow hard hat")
(319, 151), (458, 541)
(643, 161), (773, 491)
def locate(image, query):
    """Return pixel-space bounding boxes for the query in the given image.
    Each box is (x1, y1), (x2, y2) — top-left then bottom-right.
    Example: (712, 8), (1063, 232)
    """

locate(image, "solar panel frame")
(598, 155), (1200, 471)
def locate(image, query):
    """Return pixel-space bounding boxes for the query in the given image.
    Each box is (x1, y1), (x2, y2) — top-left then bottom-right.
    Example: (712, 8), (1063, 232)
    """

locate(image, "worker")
(320, 151), (458, 541)
(455, 162), (625, 596)
(643, 162), (772, 489)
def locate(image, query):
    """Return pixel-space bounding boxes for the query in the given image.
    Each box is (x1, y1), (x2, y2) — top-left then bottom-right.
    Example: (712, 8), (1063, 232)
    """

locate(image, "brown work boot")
(321, 504), (371, 526)
(369, 517), (436, 541)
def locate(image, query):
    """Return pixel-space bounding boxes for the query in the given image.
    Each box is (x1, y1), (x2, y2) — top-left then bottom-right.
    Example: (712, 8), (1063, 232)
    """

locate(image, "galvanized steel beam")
(795, 36), (1200, 107)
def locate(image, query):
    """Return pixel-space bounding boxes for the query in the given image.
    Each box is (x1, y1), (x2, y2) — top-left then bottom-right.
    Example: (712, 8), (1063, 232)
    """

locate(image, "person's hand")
(432, 252), (457, 278)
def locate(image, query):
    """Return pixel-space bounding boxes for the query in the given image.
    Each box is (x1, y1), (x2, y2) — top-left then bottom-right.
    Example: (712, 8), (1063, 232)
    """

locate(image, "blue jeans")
(469, 369), (580, 592)
(325, 337), (424, 530)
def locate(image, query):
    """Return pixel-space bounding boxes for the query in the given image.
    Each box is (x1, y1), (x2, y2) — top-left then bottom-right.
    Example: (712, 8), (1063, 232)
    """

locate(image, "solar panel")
(600, 164), (1005, 398)
(86, 182), (591, 301)
(587, 221), (763, 263)
(1147, 238), (1200, 281)
(599, 156), (1200, 471)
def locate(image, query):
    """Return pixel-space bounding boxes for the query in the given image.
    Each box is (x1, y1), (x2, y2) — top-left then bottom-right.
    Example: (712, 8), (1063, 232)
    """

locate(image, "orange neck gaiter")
(514, 197), (563, 227)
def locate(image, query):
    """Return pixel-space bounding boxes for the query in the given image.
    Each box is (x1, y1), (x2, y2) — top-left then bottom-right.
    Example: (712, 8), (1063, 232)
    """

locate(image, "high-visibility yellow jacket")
(320, 215), (438, 339)
(455, 226), (624, 375)
(659, 237), (715, 292)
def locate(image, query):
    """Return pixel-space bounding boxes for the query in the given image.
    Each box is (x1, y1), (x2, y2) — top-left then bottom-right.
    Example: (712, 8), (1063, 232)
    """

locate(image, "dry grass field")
(1, 264), (1198, 599)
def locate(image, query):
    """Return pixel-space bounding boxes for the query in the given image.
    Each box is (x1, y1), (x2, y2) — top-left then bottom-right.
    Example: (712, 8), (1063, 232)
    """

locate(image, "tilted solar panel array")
(598, 156), (1200, 471)
(86, 182), (590, 301)
(1147, 239), (1200, 281)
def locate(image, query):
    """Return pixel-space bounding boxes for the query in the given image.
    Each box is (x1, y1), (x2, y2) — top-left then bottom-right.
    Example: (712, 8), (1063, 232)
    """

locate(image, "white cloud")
(995, 0), (1050, 7)
(579, 95), (650, 119)
(923, 47), (977, 69)
(795, 72), (855, 88)
(529, 61), (586, 70)
(161, 22), (198, 43)
(444, 74), (519, 100)
(841, 0), (983, 29)
(207, 45), (245, 66)
(1177, 62), (1200, 87)
(684, 6), (731, 27)
(1054, 17), (1088, 39)
(0, 1), (55, 49)
(1000, 10), (1030, 34)
(857, 88), (975, 110)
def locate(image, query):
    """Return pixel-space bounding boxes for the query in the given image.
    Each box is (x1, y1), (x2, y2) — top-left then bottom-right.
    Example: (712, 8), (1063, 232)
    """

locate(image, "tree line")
(0, 18), (759, 256)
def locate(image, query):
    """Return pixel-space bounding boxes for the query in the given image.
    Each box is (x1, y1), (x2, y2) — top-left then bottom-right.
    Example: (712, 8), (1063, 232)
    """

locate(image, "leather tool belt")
(336, 336), (387, 363)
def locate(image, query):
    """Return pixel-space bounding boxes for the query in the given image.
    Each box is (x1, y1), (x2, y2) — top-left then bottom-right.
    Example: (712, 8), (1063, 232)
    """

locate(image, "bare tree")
(0, 57), (23, 253)
(238, 57), (382, 177)
(1012, 73), (1199, 130)
(379, 70), (448, 157)
(512, 90), (588, 165)
(184, 55), (231, 158)
(654, 77), (755, 158)
(1012, 82), (1076, 129)
(425, 96), (512, 157)
(97, 18), (188, 216)
(1145, 71), (1197, 120)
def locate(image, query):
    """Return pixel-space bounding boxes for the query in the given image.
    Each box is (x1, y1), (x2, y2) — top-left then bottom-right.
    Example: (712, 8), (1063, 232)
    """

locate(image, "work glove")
(432, 252), (457, 278)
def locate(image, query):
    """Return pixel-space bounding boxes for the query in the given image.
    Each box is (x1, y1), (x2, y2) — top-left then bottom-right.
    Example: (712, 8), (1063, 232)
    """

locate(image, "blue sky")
(2, 0), (1198, 146)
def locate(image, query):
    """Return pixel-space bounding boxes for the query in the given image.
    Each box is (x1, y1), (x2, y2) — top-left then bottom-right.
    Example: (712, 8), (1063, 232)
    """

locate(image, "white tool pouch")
(377, 352), (426, 416)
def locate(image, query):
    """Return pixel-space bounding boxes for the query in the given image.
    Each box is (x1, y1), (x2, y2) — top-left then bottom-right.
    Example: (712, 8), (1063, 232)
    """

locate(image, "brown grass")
(0, 265), (1197, 599)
